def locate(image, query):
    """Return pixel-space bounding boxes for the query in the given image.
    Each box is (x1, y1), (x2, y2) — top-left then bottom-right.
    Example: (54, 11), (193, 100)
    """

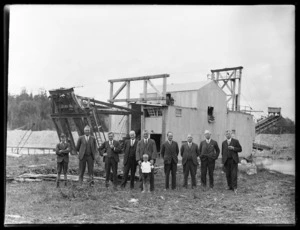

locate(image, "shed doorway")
(150, 134), (161, 153)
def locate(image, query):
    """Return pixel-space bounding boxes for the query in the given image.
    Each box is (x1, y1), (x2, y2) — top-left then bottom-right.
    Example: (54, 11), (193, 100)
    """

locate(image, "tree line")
(7, 88), (55, 131)
(7, 88), (295, 134)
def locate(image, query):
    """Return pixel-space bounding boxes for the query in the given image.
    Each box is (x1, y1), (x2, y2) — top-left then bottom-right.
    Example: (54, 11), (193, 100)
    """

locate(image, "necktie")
(131, 140), (133, 146)
(145, 139), (147, 145)
(86, 136), (88, 142)
(188, 143), (191, 148)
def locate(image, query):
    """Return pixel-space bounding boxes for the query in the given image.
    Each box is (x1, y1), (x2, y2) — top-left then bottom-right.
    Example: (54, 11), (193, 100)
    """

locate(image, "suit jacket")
(76, 135), (97, 160)
(199, 139), (220, 162)
(136, 138), (157, 162)
(161, 141), (179, 164)
(221, 138), (242, 164)
(99, 140), (122, 163)
(123, 139), (138, 166)
(56, 142), (71, 163)
(180, 142), (199, 166)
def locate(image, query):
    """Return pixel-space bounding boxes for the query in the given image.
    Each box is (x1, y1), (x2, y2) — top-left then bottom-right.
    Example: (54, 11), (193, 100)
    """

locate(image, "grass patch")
(5, 154), (296, 224)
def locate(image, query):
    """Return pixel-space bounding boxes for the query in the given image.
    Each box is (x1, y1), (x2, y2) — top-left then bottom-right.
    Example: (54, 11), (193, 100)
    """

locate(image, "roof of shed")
(147, 80), (212, 93)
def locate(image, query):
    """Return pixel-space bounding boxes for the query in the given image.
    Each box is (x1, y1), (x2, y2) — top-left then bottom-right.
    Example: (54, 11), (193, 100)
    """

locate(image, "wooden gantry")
(210, 66), (243, 111)
(108, 74), (169, 134)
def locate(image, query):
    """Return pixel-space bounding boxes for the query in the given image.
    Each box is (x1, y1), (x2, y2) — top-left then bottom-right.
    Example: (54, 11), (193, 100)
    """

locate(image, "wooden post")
(237, 69), (242, 111)
(161, 107), (167, 145)
(126, 81), (131, 134)
(162, 75), (167, 99)
(232, 77), (236, 111)
(110, 82), (114, 103)
(141, 105), (145, 132)
(143, 80), (147, 101)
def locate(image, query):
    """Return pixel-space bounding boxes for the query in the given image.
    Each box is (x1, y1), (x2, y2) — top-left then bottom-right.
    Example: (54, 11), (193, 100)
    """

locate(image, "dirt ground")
(4, 154), (295, 225)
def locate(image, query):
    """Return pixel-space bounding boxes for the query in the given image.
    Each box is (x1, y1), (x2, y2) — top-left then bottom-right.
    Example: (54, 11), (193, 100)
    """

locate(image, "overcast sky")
(8, 5), (295, 121)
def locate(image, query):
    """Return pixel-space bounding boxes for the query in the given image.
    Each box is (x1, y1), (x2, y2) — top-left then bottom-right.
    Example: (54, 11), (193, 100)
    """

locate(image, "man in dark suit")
(199, 130), (220, 189)
(99, 131), (122, 189)
(55, 133), (71, 187)
(136, 130), (157, 192)
(221, 130), (242, 194)
(161, 131), (179, 190)
(76, 125), (98, 186)
(120, 130), (138, 189)
(180, 134), (200, 189)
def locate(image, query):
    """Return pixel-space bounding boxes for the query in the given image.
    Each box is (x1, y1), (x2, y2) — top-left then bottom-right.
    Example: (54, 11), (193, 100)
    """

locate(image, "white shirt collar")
(206, 139), (211, 143)
(227, 138), (232, 142)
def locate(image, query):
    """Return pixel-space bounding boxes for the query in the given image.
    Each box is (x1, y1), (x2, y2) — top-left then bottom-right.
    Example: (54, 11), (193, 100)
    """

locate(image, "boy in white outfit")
(141, 154), (154, 193)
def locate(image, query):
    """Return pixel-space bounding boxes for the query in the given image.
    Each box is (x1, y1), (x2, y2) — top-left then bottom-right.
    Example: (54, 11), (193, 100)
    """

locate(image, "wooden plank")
(112, 82), (127, 100)
(50, 113), (88, 118)
(17, 173), (106, 181)
(96, 110), (131, 115)
(89, 98), (138, 112)
(109, 97), (165, 103)
(147, 79), (160, 94)
(162, 77), (167, 97)
(211, 66), (243, 73)
(108, 74), (169, 83)
(110, 82), (113, 101)
(237, 69), (242, 111)
(143, 80), (147, 100)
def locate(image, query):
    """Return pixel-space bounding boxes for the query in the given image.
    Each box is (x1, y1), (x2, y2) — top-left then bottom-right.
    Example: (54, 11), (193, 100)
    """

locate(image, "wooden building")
(110, 79), (255, 157)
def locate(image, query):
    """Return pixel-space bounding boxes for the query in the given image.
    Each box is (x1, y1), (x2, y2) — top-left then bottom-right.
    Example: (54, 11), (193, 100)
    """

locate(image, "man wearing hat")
(76, 125), (98, 186)
(199, 130), (220, 189)
(55, 133), (71, 187)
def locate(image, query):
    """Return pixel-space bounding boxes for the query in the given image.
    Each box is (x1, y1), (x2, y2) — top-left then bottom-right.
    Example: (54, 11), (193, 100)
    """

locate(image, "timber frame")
(48, 87), (142, 154)
(210, 66), (243, 111)
(107, 74), (169, 135)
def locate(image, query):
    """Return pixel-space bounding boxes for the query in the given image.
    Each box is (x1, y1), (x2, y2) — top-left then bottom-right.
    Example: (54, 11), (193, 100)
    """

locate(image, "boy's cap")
(60, 133), (66, 137)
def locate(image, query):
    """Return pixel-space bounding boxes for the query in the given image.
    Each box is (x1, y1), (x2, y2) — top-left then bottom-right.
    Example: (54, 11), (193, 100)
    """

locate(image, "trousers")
(105, 157), (118, 187)
(79, 155), (94, 183)
(224, 158), (238, 189)
(164, 158), (177, 189)
(183, 159), (197, 188)
(200, 158), (215, 188)
(121, 156), (137, 189)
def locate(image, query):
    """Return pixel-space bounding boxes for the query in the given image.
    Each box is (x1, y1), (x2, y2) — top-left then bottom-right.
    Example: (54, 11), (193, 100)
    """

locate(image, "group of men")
(55, 125), (242, 194)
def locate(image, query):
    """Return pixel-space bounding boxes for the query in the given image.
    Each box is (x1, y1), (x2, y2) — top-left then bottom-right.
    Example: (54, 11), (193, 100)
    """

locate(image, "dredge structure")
(48, 87), (142, 155)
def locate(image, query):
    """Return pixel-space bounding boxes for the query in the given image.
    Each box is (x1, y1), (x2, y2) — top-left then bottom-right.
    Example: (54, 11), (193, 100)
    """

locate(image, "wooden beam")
(237, 69), (242, 111)
(220, 81), (233, 92)
(232, 78), (236, 111)
(50, 113), (88, 118)
(126, 82), (131, 135)
(147, 79), (160, 95)
(96, 108), (142, 115)
(211, 66), (243, 73)
(96, 110), (131, 115)
(108, 74), (169, 83)
(110, 82), (114, 102)
(112, 82), (127, 100)
(162, 77), (167, 98)
(226, 96), (232, 103)
(88, 98), (136, 112)
(109, 97), (165, 103)
(143, 80), (147, 100)
(126, 81), (130, 100)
